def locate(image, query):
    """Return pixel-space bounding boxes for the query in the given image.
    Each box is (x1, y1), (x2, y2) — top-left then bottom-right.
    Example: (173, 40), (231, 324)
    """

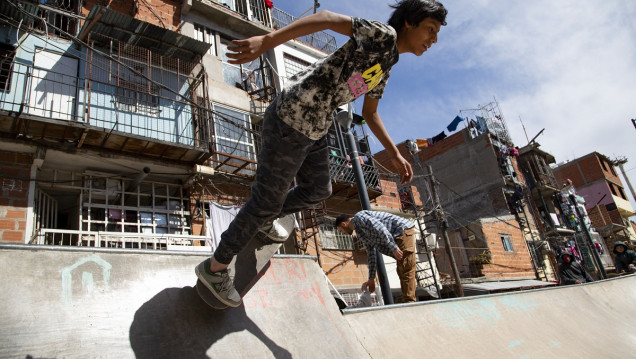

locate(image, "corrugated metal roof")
(79, 6), (210, 61)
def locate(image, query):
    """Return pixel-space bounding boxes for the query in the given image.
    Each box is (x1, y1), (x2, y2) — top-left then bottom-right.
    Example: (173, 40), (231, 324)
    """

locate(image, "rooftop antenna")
(519, 116), (530, 144)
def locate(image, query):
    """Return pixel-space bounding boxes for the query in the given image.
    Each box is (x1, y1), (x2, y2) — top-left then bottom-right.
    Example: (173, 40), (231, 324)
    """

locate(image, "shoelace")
(218, 271), (235, 293)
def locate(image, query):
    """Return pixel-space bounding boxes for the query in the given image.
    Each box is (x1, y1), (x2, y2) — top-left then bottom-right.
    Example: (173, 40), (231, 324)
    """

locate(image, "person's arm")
(226, 10), (353, 64)
(559, 266), (577, 285)
(583, 267), (594, 282)
(362, 96), (413, 184)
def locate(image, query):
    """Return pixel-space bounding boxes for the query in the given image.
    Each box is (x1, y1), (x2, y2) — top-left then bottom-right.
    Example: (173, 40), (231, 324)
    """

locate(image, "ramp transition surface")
(1, 244), (635, 358)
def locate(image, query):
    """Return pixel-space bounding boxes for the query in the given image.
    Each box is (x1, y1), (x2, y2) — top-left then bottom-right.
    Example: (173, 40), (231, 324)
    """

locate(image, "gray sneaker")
(195, 258), (242, 307)
(259, 215), (295, 243)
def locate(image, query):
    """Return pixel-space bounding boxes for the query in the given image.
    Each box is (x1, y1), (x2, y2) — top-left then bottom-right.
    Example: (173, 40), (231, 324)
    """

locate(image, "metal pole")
(428, 165), (464, 297)
(336, 106), (393, 305)
(342, 126), (393, 304)
(569, 194), (607, 279)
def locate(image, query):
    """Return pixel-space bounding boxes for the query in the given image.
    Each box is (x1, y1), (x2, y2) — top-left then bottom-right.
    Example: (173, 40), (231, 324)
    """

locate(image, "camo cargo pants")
(213, 103), (332, 264)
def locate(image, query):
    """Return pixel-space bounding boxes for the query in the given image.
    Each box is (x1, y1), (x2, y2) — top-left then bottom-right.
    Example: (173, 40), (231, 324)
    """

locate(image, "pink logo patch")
(347, 74), (368, 99)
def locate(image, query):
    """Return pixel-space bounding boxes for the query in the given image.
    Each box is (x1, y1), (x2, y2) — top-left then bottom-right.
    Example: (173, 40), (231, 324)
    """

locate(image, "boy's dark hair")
(388, 0), (448, 32)
(334, 214), (350, 228)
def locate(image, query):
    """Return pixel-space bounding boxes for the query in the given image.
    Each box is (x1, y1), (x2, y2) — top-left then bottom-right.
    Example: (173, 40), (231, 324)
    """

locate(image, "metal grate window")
(283, 53), (310, 79)
(0, 44), (15, 92)
(319, 217), (363, 251)
(194, 24), (217, 56)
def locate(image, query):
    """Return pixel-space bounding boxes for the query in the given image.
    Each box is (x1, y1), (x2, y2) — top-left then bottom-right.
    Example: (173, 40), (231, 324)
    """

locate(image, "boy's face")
(616, 245), (625, 253)
(399, 18), (442, 56)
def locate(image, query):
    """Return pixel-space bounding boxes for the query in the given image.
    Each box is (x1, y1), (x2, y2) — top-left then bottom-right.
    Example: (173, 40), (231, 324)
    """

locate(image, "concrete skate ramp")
(2, 244), (636, 358)
(0, 244), (368, 358)
(344, 274), (636, 358)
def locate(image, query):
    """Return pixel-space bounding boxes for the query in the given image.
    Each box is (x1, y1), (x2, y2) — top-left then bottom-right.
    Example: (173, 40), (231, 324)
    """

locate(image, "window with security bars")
(0, 44), (15, 92)
(319, 217), (364, 251)
(283, 53), (310, 79)
(210, 104), (257, 174)
(194, 24), (216, 56)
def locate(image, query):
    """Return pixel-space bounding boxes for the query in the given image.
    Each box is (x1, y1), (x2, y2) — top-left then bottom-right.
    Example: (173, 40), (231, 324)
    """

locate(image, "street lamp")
(335, 105), (394, 305)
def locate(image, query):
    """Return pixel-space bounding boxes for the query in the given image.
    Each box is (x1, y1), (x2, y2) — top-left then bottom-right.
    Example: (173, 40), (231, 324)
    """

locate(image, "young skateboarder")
(196, 0), (448, 307)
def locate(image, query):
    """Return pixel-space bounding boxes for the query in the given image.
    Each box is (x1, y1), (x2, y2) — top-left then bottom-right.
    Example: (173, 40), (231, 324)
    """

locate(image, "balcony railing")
(31, 228), (211, 251)
(271, 8), (338, 54)
(328, 149), (381, 190)
(0, 61), (211, 152)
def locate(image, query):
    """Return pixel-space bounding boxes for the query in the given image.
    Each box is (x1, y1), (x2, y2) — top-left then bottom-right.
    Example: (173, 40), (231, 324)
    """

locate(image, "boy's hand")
(393, 247), (403, 261)
(364, 279), (376, 293)
(391, 154), (413, 184)
(227, 36), (266, 64)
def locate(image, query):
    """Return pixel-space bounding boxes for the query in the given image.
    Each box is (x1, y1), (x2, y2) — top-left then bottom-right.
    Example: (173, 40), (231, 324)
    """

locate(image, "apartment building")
(552, 152), (636, 265)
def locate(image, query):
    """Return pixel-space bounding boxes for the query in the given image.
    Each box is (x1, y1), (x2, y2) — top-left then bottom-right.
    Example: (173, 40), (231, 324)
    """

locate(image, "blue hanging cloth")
(447, 115), (464, 132)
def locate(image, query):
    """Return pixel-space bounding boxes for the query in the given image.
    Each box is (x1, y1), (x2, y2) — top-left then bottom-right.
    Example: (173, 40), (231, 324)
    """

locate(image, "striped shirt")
(351, 210), (414, 279)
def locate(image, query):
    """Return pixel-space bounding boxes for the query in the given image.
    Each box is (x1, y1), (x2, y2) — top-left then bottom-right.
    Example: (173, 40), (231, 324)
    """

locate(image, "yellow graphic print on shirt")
(347, 63), (384, 99)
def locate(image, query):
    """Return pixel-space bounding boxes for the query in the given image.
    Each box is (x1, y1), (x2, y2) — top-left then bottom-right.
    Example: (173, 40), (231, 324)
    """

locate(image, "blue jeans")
(213, 104), (332, 264)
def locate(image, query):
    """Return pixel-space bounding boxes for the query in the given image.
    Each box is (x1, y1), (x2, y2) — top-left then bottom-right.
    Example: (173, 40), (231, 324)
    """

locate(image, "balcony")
(0, 57), (212, 164)
(185, 0), (337, 54)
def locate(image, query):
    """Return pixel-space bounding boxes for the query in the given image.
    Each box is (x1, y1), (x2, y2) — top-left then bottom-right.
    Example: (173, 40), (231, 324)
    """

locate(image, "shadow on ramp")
(130, 286), (291, 359)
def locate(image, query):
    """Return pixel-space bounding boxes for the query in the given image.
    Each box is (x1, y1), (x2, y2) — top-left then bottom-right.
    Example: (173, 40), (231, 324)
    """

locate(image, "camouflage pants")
(213, 104), (332, 264)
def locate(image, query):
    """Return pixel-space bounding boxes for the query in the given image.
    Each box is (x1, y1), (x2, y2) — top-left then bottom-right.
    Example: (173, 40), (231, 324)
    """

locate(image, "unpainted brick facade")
(0, 151), (32, 243)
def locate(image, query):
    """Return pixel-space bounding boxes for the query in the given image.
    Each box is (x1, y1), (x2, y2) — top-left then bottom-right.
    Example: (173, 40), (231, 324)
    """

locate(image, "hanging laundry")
(431, 131), (447, 144)
(207, 202), (240, 249)
(475, 116), (488, 132)
(509, 147), (519, 156)
(416, 139), (429, 148)
(447, 115), (464, 132)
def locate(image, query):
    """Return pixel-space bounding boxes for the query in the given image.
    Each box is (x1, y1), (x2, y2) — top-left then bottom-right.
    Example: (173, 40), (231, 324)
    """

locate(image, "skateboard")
(196, 214), (295, 309)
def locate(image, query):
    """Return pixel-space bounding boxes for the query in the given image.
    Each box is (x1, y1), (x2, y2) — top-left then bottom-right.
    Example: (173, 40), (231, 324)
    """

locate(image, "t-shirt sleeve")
(351, 18), (396, 51)
(366, 68), (391, 99)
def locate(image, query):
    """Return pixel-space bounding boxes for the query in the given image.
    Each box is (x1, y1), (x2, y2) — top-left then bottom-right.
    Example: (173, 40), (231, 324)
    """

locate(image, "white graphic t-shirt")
(275, 18), (399, 140)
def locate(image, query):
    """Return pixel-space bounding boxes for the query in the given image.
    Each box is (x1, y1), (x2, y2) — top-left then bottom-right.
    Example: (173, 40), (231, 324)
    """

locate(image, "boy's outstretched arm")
(227, 10), (353, 65)
(362, 96), (413, 184)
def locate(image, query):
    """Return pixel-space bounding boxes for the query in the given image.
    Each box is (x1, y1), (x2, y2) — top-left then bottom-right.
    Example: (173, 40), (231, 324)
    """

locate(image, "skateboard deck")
(196, 214), (295, 309)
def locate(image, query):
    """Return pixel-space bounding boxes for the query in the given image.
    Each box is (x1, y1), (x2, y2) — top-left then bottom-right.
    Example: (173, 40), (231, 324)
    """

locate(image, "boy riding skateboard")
(196, 0), (447, 308)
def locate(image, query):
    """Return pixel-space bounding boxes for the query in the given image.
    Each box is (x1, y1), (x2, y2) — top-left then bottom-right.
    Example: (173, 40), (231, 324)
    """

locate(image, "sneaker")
(195, 258), (242, 307)
(259, 215), (295, 243)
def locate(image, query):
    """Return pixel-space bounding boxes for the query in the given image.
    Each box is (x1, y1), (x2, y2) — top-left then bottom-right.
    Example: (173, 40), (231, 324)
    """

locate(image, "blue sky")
(272, 0), (636, 211)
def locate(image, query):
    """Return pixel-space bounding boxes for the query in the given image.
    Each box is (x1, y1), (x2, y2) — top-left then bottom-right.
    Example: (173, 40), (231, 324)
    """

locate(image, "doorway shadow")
(129, 286), (291, 358)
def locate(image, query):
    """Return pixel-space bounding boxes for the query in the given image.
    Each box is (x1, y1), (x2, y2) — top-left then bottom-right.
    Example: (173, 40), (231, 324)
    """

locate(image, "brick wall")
(479, 219), (535, 279)
(374, 132), (467, 176)
(0, 151), (32, 243)
(553, 153), (609, 188)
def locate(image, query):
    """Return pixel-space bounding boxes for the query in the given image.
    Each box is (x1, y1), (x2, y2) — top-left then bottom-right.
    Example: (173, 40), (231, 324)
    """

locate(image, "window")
(220, 39), (243, 87)
(80, 175), (190, 235)
(600, 159), (608, 171)
(318, 218), (362, 250)
(194, 24), (217, 56)
(283, 53), (310, 79)
(0, 44), (15, 92)
(501, 235), (514, 252)
(609, 183), (617, 196)
(211, 104), (257, 170)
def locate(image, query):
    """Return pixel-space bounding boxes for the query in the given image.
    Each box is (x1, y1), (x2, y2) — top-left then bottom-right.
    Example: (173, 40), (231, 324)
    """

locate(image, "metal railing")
(271, 8), (338, 54)
(0, 61), (211, 150)
(31, 228), (211, 251)
(328, 151), (381, 190)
